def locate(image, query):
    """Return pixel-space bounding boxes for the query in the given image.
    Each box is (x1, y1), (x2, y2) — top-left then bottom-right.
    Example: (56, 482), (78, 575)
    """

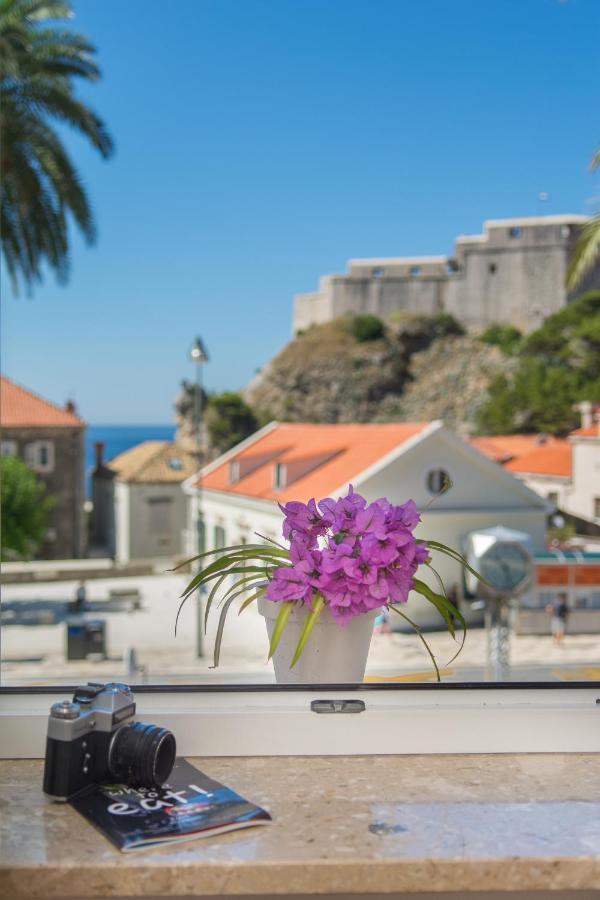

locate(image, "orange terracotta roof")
(469, 434), (556, 464)
(570, 424), (600, 438)
(0, 375), (84, 428)
(504, 441), (572, 478)
(198, 422), (431, 503)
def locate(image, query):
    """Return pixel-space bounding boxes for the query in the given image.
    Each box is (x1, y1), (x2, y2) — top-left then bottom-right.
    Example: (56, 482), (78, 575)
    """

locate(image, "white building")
(92, 442), (196, 562)
(183, 421), (549, 626)
(473, 413), (600, 527)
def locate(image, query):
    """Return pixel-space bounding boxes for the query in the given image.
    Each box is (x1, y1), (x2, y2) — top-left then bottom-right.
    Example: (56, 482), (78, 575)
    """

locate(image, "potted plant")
(176, 485), (482, 683)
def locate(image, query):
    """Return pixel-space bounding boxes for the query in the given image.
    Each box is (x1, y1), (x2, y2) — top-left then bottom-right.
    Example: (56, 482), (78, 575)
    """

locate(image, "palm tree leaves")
(0, 0), (114, 291)
(567, 148), (600, 291)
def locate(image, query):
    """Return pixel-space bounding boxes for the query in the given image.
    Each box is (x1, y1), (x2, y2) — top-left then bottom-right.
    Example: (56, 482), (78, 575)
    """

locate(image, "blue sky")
(2, 0), (599, 424)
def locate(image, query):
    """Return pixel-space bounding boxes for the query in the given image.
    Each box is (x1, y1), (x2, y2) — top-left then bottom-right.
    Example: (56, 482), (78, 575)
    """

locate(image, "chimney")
(94, 441), (105, 468)
(65, 399), (77, 415)
(574, 401), (593, 429)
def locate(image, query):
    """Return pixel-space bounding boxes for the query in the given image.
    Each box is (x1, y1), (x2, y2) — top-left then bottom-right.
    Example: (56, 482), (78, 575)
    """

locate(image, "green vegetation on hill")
(480, 323), (522, 355)
(245, 313), (492, 430)
(205, 392), (259, 454)
(476, 292), (600, 436)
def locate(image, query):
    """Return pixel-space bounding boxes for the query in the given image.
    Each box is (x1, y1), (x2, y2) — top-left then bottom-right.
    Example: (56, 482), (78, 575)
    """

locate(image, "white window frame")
(0, 439), (17, 456)
(0, 684), (598, 759)
(25, 440), (55, 473)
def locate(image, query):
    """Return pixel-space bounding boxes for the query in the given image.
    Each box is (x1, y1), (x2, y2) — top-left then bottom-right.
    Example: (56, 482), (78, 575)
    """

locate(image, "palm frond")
(0, 0), (113, 292)
(567, 216), (600, 291)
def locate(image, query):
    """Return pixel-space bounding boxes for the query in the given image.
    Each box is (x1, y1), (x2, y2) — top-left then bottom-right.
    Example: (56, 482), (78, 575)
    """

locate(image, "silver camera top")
(48, 682), (136, 741)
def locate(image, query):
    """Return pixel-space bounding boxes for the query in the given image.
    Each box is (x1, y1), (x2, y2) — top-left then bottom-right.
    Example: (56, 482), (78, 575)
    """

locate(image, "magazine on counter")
(70, 758), (272, 852)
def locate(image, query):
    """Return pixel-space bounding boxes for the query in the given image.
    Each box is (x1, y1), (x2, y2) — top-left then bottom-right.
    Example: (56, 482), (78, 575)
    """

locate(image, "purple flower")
(266, 486), (428, 622)
(279, 498), (333, 548)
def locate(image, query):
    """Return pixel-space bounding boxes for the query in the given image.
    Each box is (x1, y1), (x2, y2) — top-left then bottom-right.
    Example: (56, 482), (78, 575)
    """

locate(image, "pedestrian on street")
(547, 591), (569, 645)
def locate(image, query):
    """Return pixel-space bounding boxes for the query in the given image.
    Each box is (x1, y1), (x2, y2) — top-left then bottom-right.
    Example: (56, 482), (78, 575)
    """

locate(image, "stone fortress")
(293, 215), (600, 335)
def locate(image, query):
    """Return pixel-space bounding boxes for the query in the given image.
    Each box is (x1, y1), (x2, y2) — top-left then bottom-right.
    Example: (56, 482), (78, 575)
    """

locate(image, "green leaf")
(180, 563), (276, 603)
(211, 581), (268, 669)
(423, 562), (467, 664)
(268, 601), (296, 660)
(422, 539), (492, 588)
(175, 566), (271, 635)
(203, 572), (230, 633)
(413, 577), (455, 639)
(254, 531), (287, 550)
(238, 586), (267, 615)
(388, 605), (441, 682)
(170, 542), (289, 572)
(414, 570), (467, 666)
(290, 595), (325, 668)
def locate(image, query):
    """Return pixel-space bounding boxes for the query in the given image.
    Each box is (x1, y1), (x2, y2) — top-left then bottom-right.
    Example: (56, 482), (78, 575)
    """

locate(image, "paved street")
(2, 574), (599, 685)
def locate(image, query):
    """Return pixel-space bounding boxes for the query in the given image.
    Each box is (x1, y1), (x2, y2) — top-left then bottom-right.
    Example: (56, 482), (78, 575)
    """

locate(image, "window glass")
(1, 1), (598, 692)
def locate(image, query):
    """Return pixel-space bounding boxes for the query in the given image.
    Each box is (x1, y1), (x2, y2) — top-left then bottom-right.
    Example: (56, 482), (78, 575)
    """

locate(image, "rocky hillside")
(246, 315), (510, 434)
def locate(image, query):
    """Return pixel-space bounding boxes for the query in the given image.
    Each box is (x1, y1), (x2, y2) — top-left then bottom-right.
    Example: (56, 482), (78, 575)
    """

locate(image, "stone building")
(0, 376), (86, 559)
(294, 215), (600, 335)
(91, 441), (196, 561)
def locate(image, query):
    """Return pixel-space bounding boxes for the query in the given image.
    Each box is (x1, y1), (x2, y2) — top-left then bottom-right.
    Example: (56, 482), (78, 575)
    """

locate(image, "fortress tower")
(293, 215), (600, 335)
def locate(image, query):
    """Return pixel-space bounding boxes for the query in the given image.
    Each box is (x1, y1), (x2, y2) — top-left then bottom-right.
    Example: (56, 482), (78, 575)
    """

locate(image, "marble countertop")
(1, 754), (599, 897)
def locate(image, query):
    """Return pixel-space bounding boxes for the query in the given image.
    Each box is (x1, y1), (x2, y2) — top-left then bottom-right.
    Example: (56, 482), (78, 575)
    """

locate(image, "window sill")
(0, 753), (599, 898)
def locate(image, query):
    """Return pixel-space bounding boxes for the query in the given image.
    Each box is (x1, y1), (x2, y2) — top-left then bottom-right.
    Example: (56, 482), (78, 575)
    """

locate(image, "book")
(70, 758), (272, 852)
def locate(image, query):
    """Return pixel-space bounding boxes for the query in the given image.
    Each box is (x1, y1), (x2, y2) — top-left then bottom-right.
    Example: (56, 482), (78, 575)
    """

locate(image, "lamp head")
(190, 336), (209, 364)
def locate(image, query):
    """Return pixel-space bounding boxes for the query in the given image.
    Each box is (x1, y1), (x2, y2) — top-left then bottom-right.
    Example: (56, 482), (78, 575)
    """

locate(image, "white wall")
(186, 490), (282, 557)
(569, 439), (600, 523)
(115, 481), (188, 562)
(511, 473), (570, 510)
(114, 480), (130, 563)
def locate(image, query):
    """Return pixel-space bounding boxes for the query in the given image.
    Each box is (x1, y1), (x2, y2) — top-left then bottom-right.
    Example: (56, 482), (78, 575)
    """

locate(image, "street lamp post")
(190, 336), (209, 659)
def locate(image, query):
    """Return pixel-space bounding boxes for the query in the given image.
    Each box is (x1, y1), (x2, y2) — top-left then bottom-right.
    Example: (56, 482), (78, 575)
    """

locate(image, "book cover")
(70, 758), (272, 852)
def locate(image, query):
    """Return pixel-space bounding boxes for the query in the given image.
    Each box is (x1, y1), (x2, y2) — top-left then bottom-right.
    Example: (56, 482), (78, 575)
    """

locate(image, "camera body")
(43, 682), (176, 801)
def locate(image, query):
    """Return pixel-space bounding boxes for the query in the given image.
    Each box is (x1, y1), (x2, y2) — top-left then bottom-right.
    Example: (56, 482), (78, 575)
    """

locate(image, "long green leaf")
(254, 531), (287, 550)
(180, 549), (289, 597)
(421, 539), (492, 588)
(413, 577), (456, 639)
(216, 572), (266, 608)
(211, 581), (267, 668)
(238, 586), (267, 615)
(424, 561), (467, 665)
(175, 567), (270, 634)
(170, 542), (289, 571)
(290, 595), (325, 669)
(203, 572), (230, 633)
(181, 563), (276, 602)
(268, 601), (296, 660)
(388, 605), (440, 682)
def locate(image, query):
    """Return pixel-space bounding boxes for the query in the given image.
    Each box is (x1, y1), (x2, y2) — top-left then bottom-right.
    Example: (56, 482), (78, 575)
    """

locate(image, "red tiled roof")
(198, 422), (431, 503)
(0, 376), (84, 428)
(469, 434), (556, 464)
(504, 441), (572, 478)
(570, 424), (600, 438)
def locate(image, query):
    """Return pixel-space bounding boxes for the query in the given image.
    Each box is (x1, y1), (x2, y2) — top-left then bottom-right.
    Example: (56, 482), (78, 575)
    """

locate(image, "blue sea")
(85, 425), (176, 496)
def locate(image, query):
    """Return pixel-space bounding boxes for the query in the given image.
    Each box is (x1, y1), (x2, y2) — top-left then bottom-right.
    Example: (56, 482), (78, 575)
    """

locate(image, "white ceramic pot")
(258, 596), (377, 684)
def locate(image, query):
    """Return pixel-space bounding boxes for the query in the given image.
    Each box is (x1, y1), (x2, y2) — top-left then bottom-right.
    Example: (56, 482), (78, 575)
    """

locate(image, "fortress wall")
(291, 216), (600, 335)
(294, 290), (332, 332)
(327, 275), (447, 322)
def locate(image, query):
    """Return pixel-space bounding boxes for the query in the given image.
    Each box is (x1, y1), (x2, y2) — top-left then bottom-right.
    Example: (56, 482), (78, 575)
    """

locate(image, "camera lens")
(109, 722), (176, 788)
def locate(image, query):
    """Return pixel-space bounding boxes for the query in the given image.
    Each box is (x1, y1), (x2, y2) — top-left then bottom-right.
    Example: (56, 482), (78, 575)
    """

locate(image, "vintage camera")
(43, 682), (176, 801)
